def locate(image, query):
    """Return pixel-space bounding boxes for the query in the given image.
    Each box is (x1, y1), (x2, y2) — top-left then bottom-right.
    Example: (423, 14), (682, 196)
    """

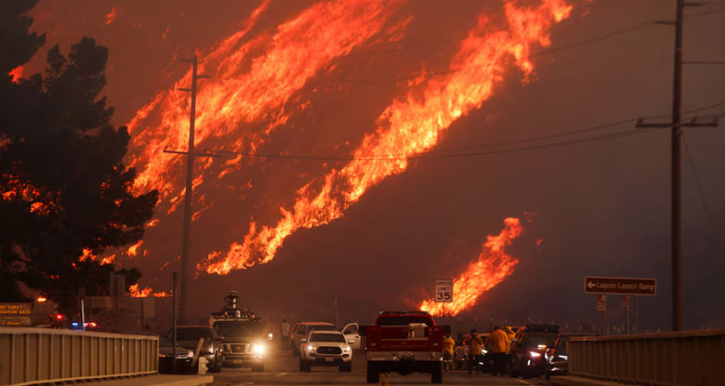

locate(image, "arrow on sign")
(587, 281), (596, 289)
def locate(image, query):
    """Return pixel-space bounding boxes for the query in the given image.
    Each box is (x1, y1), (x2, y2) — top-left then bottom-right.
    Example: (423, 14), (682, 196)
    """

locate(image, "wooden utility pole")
(636, 0), (718, 331)
(165, 55), (213, 324)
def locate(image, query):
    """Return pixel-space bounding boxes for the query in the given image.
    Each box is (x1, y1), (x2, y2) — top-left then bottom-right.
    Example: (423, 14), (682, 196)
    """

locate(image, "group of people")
(442, 326), (516, 377)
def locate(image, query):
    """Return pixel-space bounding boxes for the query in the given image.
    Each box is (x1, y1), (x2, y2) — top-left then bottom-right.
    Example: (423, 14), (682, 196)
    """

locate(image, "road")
(210, 351), (546, 386)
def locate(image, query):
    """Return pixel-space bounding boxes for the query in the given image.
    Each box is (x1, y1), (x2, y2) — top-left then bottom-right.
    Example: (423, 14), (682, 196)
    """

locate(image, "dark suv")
(508, 324), (559, 379)
(168, 325), (222, 372)
(544, 332), (596, 380)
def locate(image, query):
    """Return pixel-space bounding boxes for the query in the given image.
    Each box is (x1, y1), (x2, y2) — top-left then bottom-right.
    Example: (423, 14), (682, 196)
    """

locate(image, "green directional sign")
(584, 276), (657, 296)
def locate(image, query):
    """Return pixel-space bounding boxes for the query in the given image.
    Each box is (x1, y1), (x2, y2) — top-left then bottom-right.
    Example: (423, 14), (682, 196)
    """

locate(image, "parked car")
(158, 335), (197, 374)
(168, 325), (222, 372)
(290, 322), (336, 355)
(509, 324), (559, 379)
(299, 330), (353, 372)
(545, 332), (596, 380)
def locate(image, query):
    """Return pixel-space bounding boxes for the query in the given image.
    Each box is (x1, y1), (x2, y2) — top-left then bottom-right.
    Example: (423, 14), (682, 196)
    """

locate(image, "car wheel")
(340, 362), (352, 372)
(366, 363), (379, 383)
(431, 362), (443, 384)
(292, 343), (300, 357)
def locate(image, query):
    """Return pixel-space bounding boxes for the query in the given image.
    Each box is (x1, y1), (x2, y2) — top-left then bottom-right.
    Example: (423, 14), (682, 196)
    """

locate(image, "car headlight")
(529, 351), (542, 358)
(342, 345), (351, 352)
(187, 350), (195, 358)
(252, 344), (265, 354)
(307, 345), (315, 352)
(204, 345), (214, 354)
(559, 355), (568, 360)
(481, 349), (488, 355)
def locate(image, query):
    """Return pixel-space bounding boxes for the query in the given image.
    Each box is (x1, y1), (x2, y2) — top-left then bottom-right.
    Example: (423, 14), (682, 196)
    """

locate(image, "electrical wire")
(682, 133), (714, 226)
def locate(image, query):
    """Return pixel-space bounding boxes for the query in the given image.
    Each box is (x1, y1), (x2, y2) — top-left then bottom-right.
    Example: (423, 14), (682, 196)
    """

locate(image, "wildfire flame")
(127, 240), (143, 258)
(202, 0), (572, 274)
(127, 0), (402, 208)
(128, 284), (152, 298)
(420, 217), (523, 316)
(128, 284), (170, 298)
(106, 7), (117, 25)
(8, 66), (24, 83)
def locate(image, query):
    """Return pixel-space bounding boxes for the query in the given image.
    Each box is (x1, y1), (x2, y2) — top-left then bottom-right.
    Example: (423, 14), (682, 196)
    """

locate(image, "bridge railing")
(0, 327), (158, 385)
(568, 328), (725, 386)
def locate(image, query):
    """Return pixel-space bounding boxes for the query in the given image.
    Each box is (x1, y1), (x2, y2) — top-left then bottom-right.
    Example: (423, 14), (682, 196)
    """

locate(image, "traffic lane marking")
(275, 372), (288, 377)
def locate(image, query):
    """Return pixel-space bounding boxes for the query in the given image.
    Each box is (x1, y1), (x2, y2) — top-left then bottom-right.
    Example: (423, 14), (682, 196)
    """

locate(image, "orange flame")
(129, 284), (152, 298)
(8, 66), (24, 83)
(202, 0), (572, 274)
(420, 218), (523, 316)
(106, 7), (117, 25)
(127, 0), (401, 207)
(129, 284), (170, 298)
(127, 240), (143, 258)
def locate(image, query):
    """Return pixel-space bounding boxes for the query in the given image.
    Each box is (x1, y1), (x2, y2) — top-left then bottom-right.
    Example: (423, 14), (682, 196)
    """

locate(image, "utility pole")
(165, 55), (214, 323)
(636, 0), (718, 332)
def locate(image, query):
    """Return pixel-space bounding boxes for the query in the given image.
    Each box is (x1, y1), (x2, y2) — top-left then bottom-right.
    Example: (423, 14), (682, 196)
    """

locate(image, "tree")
(0, 1), (158, 313)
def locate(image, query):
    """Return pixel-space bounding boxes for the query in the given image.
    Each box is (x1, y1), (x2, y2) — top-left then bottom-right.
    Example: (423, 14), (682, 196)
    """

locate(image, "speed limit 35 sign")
(435, 279), (453, 303)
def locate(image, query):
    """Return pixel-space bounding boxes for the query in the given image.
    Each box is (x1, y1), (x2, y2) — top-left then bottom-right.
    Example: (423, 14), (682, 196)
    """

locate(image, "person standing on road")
(443, 333), (456, 370)
(281, 319), (291, 353)
(484, 326), (508, 377)
(463, 329), (483, 374)
(503, 326), (516, 375)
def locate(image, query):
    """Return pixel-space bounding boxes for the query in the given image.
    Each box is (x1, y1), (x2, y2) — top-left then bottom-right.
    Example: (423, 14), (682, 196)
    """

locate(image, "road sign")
(622, 295), (631, 307)
(435, 280), (453, 303)
(597, 295), (606, 311)
(0, 303), (32, 326)
(584, 276), (657, 296)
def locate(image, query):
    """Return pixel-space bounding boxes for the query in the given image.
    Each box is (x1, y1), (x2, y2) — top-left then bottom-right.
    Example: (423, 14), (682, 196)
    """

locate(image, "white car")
(299, 331), (353, 372)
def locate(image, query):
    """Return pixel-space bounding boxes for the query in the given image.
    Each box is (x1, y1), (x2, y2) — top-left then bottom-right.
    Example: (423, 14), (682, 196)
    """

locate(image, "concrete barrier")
(568, 328), (725, 386)
(0, 327), (158, 385)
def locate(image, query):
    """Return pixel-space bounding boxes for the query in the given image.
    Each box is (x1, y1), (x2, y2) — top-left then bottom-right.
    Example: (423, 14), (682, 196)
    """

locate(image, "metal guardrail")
(568, 328), (725, 386)
(0, 327), (158, 386)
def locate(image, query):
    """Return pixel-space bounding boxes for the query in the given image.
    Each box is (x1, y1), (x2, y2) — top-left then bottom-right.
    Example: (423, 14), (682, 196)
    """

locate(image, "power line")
(201, 100), (724, 162)
(682, 133), (714, 226)
(219, 126), (663, 162)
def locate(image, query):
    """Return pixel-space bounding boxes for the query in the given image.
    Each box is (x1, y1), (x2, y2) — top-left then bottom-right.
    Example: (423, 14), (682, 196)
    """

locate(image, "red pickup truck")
(365, 311), (445, 383)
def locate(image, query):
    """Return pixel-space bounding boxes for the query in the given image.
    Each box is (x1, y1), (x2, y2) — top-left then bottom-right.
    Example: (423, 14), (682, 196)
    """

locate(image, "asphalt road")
(210, 351), (547, 386)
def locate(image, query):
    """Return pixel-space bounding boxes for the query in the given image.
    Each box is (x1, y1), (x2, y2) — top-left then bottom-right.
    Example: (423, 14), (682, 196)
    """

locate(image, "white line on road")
(275, 372), (288, 377)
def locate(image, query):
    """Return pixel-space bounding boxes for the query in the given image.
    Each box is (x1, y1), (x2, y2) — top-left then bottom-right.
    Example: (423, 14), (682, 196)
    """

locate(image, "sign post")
(622, 295), (631, 334)
(435, 280), (453, 303)
(597, 295), (606, 335)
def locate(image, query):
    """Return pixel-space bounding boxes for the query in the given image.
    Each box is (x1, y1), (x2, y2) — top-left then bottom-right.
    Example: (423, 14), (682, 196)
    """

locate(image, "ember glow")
(8, 66), (24, 83)
(420, 218), (524, 316)
(129, 284), (171, 298)
(127, 0), (401, 205)
(202, 0), (572, 274)
(106, 7), (117, 25)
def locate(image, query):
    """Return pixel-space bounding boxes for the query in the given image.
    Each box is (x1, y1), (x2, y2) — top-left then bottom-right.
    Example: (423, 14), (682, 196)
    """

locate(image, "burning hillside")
(113, 0), (576, 282)
(420, 217), (524, 316)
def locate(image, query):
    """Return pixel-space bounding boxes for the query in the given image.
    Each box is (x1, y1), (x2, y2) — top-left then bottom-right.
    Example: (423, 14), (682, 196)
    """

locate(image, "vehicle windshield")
(214, 321), (262, 337)
(174, 327), (212, 340)
(377, 316), (431, 326)
(308, 325), (335, 333)
(525, 332), (558, 348)
(309, 333), (346, 342)
(159, 336), (174, 348)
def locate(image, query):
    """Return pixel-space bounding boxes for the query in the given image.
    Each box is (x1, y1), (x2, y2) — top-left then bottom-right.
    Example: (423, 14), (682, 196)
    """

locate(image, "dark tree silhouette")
(0, 1), (158, 310)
